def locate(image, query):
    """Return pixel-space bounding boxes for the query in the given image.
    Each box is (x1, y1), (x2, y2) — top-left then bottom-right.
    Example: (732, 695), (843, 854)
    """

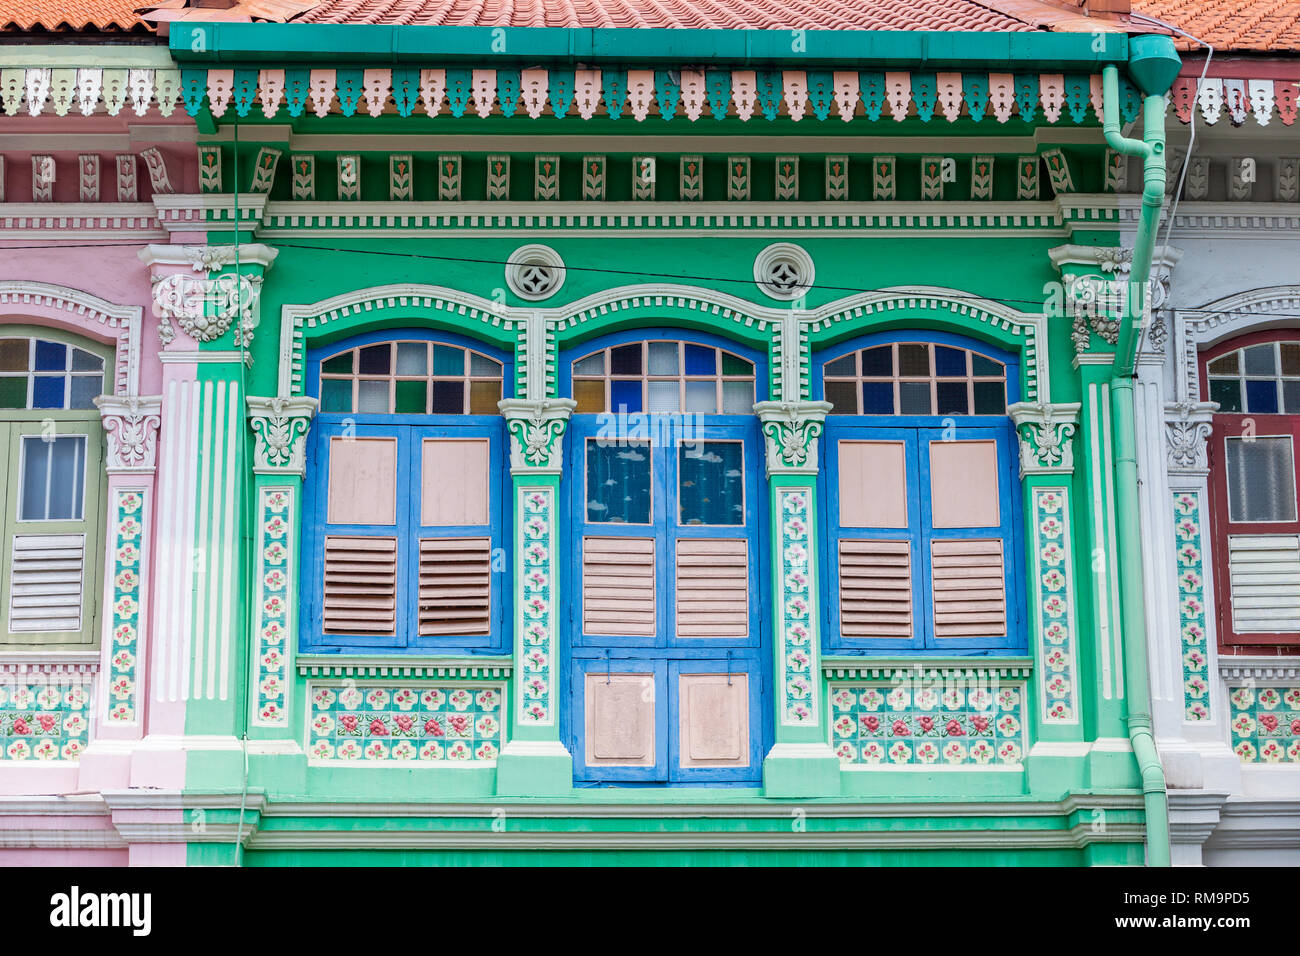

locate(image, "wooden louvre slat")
(931, 538), (1006, 638)
(1228, 534), (1300, 632)
(322, 535), (397, 635)
(676, 538), (749, 637)
(419, 536), (491, 636)
(8, 533), (84, 632)
(583, 536), (656, 636)
(839, 538), (912, 638)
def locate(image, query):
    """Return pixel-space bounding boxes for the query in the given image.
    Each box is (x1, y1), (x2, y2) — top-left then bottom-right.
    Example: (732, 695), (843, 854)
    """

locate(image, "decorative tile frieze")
(535, 155), (559, 200)
(437, 154), (461, 201)
(0, 678), (91, 761)
(830, 680), (1027, 766)
(103, 489), (146, 725)
(247, 396), (319, 475)
(500, 399), (575, 474)
(775, 155), (799, 200)
(778, 488), (818, 726)
(755, 401), (831, 476)
(78, 154), (100, 203)
(1031, 489), (1079, 723)
(872, 156), (896, 199)
(1016, 155), (1039, 199)
(1173, 492), (1213, 722)
(1228, 685), (1300, 764)
(96, 395), (163, 473)
(971, 155), (994, 200)
(337, 154), (360, 200)
(825, 155), (848, 201)
(727, 156), (750, 201)
(388, 154), (413, 201)
(308, 681), (505, 763)
(581, 155), (606, 201)
(291, 154), (316, 200)
(632, 155), (656, 200)
(678, 155), (701, 201)
(516, 487), (557, 726)
(253, 487), (294, 726)
(921, 155), (944, 200)
(199, 145), (222, 193)
(486, 154), (510, 200)
(1008, 402), (1080, 476)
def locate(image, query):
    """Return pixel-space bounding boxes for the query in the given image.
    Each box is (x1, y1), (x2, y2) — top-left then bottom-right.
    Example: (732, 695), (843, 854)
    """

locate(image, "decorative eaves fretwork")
(5, 66), (1160, 125)
(1163, 401), (1216, 476)
(1169, 75), (1299, 127)
(95, 395), (163, 474)
(1007, 402), (1080, 477)
(499, 398), (576, 475)
(755, 401), (832, 475)
(247, 395), (319, 475)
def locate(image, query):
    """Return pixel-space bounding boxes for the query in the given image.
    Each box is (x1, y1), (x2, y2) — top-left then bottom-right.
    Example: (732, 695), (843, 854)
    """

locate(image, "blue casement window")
(301, 331), (513, 654)
(561, 331), (768, 784)
(814, 334), (1025, 655)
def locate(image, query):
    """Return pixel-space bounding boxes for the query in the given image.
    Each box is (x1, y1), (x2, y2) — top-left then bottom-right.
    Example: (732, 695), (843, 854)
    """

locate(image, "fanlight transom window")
(319, 341), (504, 415)
(571, 340), (756, 414)
(0, 337), (105, 410)
(1206, 342), (1300, 414)
(823, 343), (1007, 416)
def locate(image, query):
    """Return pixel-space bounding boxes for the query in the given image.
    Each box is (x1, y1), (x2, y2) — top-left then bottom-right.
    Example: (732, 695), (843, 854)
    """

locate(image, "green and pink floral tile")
(829, 681), (1026, 766)
(0, 681), (91, 761)
(1228, 685), (1300, 763)
(308, 683), (505, 763)
(1173, 492), (1212, 722)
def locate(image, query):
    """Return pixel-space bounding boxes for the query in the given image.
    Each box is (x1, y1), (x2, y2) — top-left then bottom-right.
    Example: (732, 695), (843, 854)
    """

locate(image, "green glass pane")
(0, 376), (26, 408)
(395, 380), (427, 413)
(432, 345), (464, 377)
(1209, 378), (1241, 413)
(586, 440), (651, 523)
(721, 351), (752, 376)
(679, 441), (744, 526)
(321, 352), (353, 374)
(320, 379), (353, 413)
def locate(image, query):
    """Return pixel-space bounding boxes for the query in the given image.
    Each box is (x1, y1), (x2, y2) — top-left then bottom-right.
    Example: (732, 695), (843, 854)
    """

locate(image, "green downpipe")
(1101, 36), (1181, 867)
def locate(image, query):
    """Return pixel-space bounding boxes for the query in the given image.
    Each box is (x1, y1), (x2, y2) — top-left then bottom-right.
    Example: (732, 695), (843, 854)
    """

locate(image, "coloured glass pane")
(321, 379), (352, 413)
(824, 380), (858, 415)
(469, 381), (502, 415)
(679, 441), (744, 525)
(431, 381), (464, 414)
(0, 339), (25, 371)
(33, 340), (65, 371)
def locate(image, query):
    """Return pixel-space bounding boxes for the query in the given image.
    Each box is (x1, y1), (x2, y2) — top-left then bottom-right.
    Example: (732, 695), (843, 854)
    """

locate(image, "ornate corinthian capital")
(246, 395), (318, 476)
(1007, 402), (1081, 477)
(499, 398), (577, 475)
(754, 401), (833, 476)
(95, 395), (163, 474)
(1164, 401), (1216, 475)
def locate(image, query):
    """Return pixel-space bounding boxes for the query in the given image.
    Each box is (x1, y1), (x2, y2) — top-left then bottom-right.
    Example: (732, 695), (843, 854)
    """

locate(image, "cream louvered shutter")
(418, 536), (491, 636)
(322, 535), (397, 635)
(930, 538), (1007, 638)
(8, 533), (85, 632)
(838, 539), (912, 638)
(675, 538), (748, 637)
(1227, 534), (1300, 632)
(582, 536), (656, 636)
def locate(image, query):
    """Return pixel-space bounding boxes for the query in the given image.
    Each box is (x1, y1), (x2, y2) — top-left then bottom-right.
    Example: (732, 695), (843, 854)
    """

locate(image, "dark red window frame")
(1201, 329), (1300, 649)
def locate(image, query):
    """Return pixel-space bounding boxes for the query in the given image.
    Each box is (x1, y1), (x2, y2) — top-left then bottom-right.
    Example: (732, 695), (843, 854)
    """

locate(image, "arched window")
(301, 331), (512, 654)
(0, 329), (110, 646)
(560, 330), (765, 786)
(814, 333), (1023, 655)
(1203, 332), (1300, 647)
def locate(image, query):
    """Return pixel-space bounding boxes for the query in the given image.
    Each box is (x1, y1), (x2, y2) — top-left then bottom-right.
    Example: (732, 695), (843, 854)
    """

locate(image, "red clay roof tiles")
(1133, 0), (1300, 51)
(1, 0), (152, 31)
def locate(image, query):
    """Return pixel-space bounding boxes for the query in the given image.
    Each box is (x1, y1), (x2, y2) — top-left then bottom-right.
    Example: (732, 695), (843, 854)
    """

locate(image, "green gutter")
(169, 24), (1131, 68)
(1101, 35), (1181, 868)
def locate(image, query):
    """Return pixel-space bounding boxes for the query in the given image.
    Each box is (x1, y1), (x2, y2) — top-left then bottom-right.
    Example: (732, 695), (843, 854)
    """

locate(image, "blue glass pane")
(33, 341), (66, 371)
(610, 379), (642, 413)
(679, 441), (744, 526)
(1246, 379), (1279, 414)
(861, 381), (893, 414)
(684, 344), (716, 375)
(935, 346), (967, 377)
(586, 441), (651, 523)
(1209, 378), (1241, 413)
(31, 376), (65, 409)
(611, 345), (642, 375)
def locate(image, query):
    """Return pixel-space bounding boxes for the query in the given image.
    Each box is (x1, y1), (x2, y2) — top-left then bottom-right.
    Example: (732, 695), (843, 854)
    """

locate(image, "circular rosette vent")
(505, 244), (566, 301)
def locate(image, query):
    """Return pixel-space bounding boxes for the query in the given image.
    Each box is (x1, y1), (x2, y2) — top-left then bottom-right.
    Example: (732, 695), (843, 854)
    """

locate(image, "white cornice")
(1219, 657), (1300, 682)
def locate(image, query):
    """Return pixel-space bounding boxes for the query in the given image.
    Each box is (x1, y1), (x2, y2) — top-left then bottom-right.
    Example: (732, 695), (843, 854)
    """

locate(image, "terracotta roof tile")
(0, 0), (153, 31)
(1133, 0), (1300, 51)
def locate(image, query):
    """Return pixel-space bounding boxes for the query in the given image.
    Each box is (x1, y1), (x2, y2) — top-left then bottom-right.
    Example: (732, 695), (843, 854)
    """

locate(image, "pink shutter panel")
(582, 536), (655, 636)
(418, 536), (492, 636)
(839, 539), (912, 638)
(675, 538), (749, 637)
(421, 438), (489, 526)
(930, 539), (1006, 638)
(327, 436), (397, 526)
(322, 535), (397, 635)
